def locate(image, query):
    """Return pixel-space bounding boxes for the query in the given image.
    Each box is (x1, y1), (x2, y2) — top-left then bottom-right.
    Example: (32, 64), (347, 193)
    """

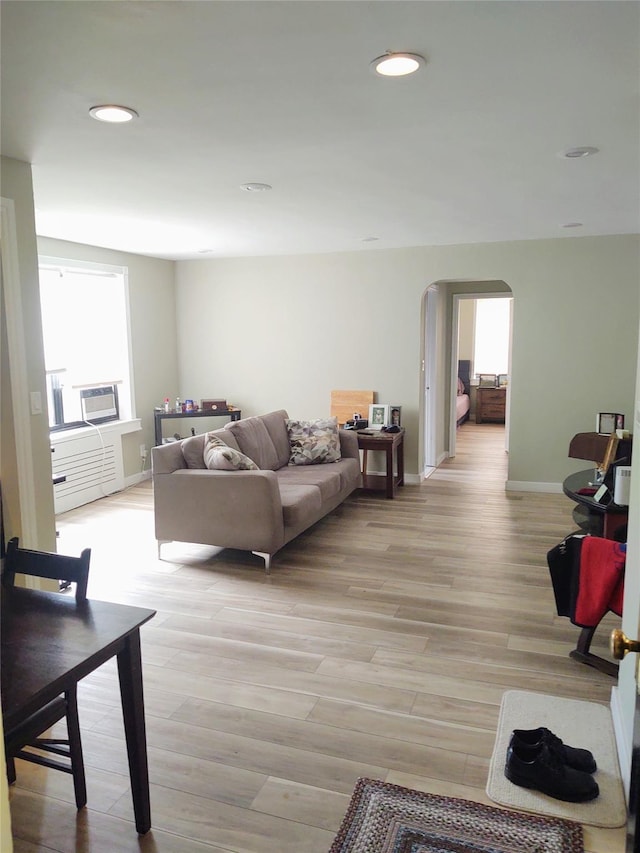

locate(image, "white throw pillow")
(203, 433), (258, 470)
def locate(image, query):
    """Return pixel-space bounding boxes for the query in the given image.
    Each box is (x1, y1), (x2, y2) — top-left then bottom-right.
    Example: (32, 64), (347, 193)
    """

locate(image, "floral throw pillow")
(286, 417), (341, 466)
(203, 433), (258, 471)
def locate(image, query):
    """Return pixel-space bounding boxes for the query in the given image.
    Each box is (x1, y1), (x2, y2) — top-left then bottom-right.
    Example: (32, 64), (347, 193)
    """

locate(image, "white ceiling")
(2, 0), (639, 261)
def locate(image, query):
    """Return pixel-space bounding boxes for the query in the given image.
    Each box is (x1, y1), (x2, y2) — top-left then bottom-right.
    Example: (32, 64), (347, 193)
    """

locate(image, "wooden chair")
(2, 536), (91, 809)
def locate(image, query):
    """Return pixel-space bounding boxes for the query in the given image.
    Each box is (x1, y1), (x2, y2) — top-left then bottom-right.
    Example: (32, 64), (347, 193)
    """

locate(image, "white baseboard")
(365, 469), (420, 485)
(610, 685), (631, 803)
(124, 470), (152, 488)
(506, 480), (563, 494)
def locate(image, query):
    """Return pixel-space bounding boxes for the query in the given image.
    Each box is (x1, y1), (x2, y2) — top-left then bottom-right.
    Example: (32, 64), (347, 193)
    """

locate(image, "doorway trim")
(1, 196), (39, 548)
(449, 291), (513, 458)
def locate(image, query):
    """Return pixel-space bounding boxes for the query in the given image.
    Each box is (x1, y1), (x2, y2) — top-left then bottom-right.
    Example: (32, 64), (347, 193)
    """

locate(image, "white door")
(423, 286), (438, 472)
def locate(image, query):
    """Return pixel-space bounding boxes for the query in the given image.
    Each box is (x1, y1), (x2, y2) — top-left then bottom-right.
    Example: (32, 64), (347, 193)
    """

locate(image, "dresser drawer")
(476, 387), (506, 423)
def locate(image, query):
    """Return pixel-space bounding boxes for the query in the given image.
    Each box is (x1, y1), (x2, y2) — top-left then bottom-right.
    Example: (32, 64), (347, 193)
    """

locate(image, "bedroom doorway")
(421, 281), (513, 477)
(449, 292), (513, 460)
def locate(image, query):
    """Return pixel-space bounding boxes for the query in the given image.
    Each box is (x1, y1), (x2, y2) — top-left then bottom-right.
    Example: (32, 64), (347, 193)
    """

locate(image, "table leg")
(385, 444), (394, 498)
(117, 630), (151, 834)
(396, 438), (404, 487)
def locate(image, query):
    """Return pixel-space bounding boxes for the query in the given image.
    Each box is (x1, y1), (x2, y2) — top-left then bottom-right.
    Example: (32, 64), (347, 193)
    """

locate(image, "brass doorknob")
(610, 628), (640, 660)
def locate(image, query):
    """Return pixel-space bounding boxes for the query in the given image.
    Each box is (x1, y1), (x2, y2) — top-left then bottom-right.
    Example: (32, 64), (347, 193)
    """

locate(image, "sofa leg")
(157, 540), (170, 560)
(252, 551), (271, 573)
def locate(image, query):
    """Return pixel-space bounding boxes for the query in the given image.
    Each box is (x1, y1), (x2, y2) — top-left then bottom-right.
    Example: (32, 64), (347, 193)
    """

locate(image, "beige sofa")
(151, 410), (361, 571)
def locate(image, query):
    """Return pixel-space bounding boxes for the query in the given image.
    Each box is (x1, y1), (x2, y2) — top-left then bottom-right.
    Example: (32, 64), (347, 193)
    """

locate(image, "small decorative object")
(498, 374), (508, 387)
(184, 399), (195, 412)
(202, 398), (228, 412)
(597, 412), (623, 435)
(389, 406), (402, 427)
(368, 403), (390, 430)
(478, 374), (497, 388)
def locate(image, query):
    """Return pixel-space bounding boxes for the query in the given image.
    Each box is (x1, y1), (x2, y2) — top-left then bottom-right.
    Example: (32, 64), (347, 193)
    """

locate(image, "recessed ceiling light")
(561, 222), (584, 228)
(370, 52), (426, 77)
(240, 182), (272, 192)
(561, 146), (599, 159)
(89, 105), (138, 123)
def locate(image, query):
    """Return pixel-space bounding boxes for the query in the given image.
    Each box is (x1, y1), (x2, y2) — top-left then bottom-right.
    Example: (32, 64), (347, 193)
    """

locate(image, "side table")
(356, 429), (405, 499)
(476, 387), (506, 423)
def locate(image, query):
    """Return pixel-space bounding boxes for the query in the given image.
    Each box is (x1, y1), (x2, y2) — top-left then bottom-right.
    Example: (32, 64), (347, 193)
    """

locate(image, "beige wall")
(175, 234), (639, 486)
(36, 237), (178, 475)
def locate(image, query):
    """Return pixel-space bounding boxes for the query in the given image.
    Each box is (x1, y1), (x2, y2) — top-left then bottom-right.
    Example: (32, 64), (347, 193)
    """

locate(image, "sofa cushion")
(259, 409), (291, 469)
(276, 464), (342, 502)
(204, 433), (258, 471)
(286, 417), (341, 466)
(181, 434), (207, 469)
(225, 416), (280, 470)
(278, 483), (322, 530)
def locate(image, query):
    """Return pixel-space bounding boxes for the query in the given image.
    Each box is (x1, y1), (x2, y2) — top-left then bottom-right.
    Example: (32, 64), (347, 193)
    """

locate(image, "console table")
(562, 468), (628, 539)
(560, 468), (627, 678)
(154, 408), (241, 446)
(356, 429), (405, 499)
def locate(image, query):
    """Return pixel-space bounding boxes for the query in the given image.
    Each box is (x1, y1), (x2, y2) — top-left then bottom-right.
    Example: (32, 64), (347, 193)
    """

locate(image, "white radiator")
(51, 430), (125, 514)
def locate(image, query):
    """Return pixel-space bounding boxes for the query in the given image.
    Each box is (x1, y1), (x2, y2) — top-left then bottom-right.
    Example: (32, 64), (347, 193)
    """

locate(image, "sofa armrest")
(152, 442), (186, 474)
(153, 468), (285, 554)
(339, 428), (360, 460)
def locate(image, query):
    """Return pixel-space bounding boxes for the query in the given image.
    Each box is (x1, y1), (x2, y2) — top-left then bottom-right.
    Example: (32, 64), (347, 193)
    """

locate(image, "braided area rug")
(329, 778), (583, 853)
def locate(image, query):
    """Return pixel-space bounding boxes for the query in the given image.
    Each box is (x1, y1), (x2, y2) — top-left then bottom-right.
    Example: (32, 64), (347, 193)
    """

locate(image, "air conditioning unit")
(80, 385), (119, 424)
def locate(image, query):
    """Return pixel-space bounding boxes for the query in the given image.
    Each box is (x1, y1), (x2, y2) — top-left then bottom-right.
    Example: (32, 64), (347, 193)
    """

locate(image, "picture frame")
(389, 406), (402, 427)
(597, 412), (622, 435)
(368, 404), (390, 430)
(497, 374), (508, 387)
(478, 374), (497, 388)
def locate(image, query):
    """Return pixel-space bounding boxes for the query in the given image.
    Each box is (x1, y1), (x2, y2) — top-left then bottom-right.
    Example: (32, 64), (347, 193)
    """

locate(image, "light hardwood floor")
(8, 424), (624, 852)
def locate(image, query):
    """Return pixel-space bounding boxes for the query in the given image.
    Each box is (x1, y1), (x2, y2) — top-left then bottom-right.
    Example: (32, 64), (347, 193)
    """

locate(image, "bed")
(456, 359), (471, 426)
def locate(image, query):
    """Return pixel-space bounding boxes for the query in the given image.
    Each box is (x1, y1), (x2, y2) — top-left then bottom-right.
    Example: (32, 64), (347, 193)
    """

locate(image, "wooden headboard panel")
(330, 390), (375, 426)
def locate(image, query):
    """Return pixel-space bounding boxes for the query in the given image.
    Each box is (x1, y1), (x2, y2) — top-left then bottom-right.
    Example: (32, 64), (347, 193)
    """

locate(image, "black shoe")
(511, 727), (597, 774)
(505, 741), (599, 802)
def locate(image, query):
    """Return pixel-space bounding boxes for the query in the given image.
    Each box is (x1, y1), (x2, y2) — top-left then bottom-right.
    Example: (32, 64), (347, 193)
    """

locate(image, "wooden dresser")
(476, 387), (506, 423)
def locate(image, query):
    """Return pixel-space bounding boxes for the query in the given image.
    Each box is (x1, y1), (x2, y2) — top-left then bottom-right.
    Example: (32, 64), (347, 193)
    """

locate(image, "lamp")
(370, 52), (426, 77)
(89, 105), (138, 123)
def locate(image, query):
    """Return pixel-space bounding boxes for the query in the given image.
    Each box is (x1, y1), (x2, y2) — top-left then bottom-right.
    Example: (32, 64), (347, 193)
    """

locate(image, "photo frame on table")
(497, 374), (508, 387)
(389, 406), (402, 427)
(479, 374), (497, 388)
(368, 404), (390, 430)
(597, 412), (623, 435)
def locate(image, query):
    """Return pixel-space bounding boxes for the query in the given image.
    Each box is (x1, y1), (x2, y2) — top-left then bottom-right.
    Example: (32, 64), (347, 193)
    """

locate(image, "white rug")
(486, 690), (626, 828)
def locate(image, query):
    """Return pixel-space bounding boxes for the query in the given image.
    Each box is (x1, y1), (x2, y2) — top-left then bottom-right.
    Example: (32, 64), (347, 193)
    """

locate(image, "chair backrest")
(3, 537), (91, 602)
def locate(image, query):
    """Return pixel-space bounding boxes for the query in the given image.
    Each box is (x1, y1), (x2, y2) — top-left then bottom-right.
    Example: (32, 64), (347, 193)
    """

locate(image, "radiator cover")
(52, 430), (124, 514)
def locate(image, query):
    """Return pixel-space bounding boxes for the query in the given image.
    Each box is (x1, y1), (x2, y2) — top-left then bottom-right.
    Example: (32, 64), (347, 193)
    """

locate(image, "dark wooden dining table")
(1, 585), (156, 833)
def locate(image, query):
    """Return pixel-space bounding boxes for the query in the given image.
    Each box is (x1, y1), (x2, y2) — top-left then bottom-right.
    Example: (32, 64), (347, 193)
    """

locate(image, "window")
(473, 298), (511, 378)
(38, 258), (134, 431)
